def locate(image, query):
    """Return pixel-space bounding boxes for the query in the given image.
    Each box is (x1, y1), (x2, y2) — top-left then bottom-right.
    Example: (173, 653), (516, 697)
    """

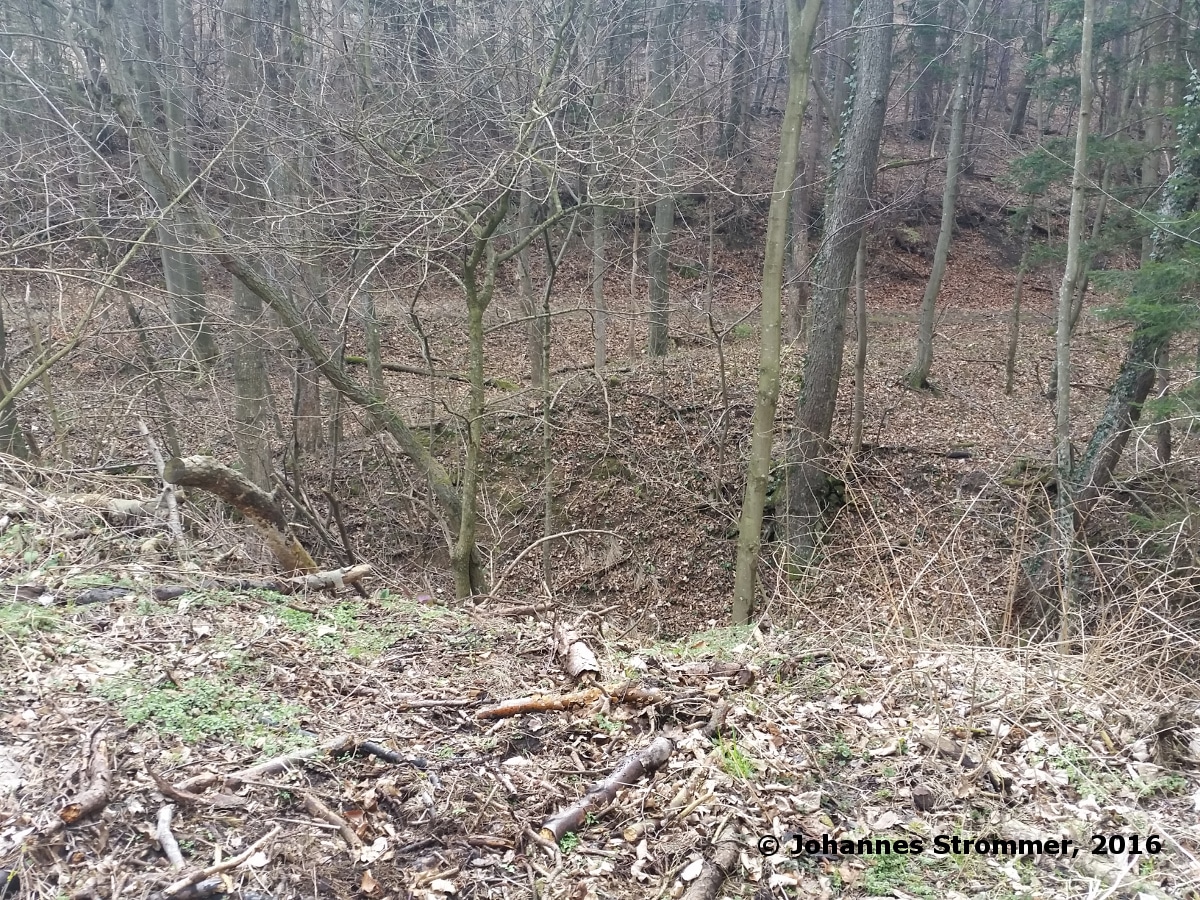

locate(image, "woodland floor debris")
(2, 513), (1199, 898)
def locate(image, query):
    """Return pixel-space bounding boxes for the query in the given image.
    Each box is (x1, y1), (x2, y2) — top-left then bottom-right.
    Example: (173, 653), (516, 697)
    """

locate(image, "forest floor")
(4, 121), (1200, 897)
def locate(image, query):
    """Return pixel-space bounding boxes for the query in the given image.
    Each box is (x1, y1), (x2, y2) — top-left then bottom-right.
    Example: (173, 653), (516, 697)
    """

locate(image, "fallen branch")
(492, 602), (555, 618)
(164, 455), (316, 574)
(476, 684), (665, 721)
(174, 734), (355, 794)
(302, 793), (363, 853)
(343, 355), (514, 389)
(146, 767), (245, 809)
(138, 418), (186, 555)
(681, 838), (741, 900)
(163, 825), (281, 897)
(157, 805), (185, 870)
(539, 736), (675, 843)
(59, 730), (110, 825)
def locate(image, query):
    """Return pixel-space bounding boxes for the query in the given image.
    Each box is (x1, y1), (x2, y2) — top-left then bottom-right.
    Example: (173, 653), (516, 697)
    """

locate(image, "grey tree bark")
(646, 0), (676, 358)
(1051, 0), (1093, 641)
(906, 0), (981, 390)
(731, 0), (822, 624)
(785, 0), (892, 563)
(224, 0), (273, 489)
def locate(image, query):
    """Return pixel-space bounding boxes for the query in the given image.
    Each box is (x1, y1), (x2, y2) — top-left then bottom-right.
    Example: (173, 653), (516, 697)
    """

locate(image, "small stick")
(174, 734), (355, 793)
(489, 529), (622, 598)
(138, 417), (186, 555)
(157, 805), (185, 870)
(163, 825), (281, 896)
(301, 793), (362, 852)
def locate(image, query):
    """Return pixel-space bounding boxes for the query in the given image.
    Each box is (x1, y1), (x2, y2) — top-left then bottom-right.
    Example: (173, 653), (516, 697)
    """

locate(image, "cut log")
(539, 736), (675, 843)
(681, 839), (741, 900)
(164, 455), (316, 574)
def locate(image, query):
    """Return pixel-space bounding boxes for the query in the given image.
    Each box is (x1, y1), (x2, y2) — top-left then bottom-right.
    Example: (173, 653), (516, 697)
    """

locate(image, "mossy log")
(163, 455), (316, 574)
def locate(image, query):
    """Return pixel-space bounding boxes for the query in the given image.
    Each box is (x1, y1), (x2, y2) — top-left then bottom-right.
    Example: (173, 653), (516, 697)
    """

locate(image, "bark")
(539, 737), (675, 843)
(731, 0), (821, 624)
(158, 0), (217, 367)
(224, 0), (273, 489)
(788, 85), (823, 339)
(1141, 18), (1165, 264)
(785, 0), (892, 563)
(906, 0), (981, 389)
(826, 0), (851, 146)
(909, 0), (938, 140)
(1006, 0), (1043, 136)
(0, 299), (29, 459)
(1073, 331), (1162, 517)
(1004, 206), (1033, 395)
(518, 177), (546, 388)
(849, 233), (867, 452)
(454, 254), (495, 598)
(647, 0), (676, 358)
(592, 202), (607, 370)
(1051, 0), (1093, 635)
(1154, 344), (1171, 464)
(720, 0), (760, 173)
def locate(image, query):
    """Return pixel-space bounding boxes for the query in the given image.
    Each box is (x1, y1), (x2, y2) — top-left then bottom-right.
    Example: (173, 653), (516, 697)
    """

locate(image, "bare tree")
(785, 0), (892, 563)
(732, 0), (822, 624)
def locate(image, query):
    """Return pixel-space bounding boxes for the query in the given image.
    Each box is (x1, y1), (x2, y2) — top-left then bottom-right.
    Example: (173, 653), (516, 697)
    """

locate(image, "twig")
(58, 728), (110, 826)
(157, 805), (185, 870)
(163, 825), (282, 896)
(174, 734), (355, 793)
(138, 418), (186, 556)
(489, 529), (623, 598)
(301, 793), (363, 852)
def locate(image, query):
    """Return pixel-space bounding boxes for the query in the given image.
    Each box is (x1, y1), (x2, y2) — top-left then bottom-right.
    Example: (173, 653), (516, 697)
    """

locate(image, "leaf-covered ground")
(2, 517), (1198, 899)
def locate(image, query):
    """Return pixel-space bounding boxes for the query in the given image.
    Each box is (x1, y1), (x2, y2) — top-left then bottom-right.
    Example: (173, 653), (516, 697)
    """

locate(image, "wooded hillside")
(2, 0), (1200, 895)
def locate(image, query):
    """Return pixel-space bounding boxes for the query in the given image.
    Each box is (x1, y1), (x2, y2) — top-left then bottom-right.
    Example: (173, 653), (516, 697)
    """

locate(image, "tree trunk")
(518, 179), (546, 388)
(592, 202), (607, 371)
(849, 233), (868, 453)
(906, 0), (981, 389)
(647, 193), (675, 358)
(785, 0), (892, 563)
(225, 0), (273, 489)
(0, 299), (29, 460)
(1141, 17), (1165, 264)
(1005, 204), (1033, 395)
(788, 84), (823, 340)
(453, 282), (488, 598)
(827, 0), (851, 146)
(909, 0), (938, 140)
(1051, 0), (1093, 641)
(1006, 0), (1043, 136)
(164, 455), (317, 573)
(159, 0), (217, 367)
(731, 0), (821, 624)
(647, 0), (675, 358)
